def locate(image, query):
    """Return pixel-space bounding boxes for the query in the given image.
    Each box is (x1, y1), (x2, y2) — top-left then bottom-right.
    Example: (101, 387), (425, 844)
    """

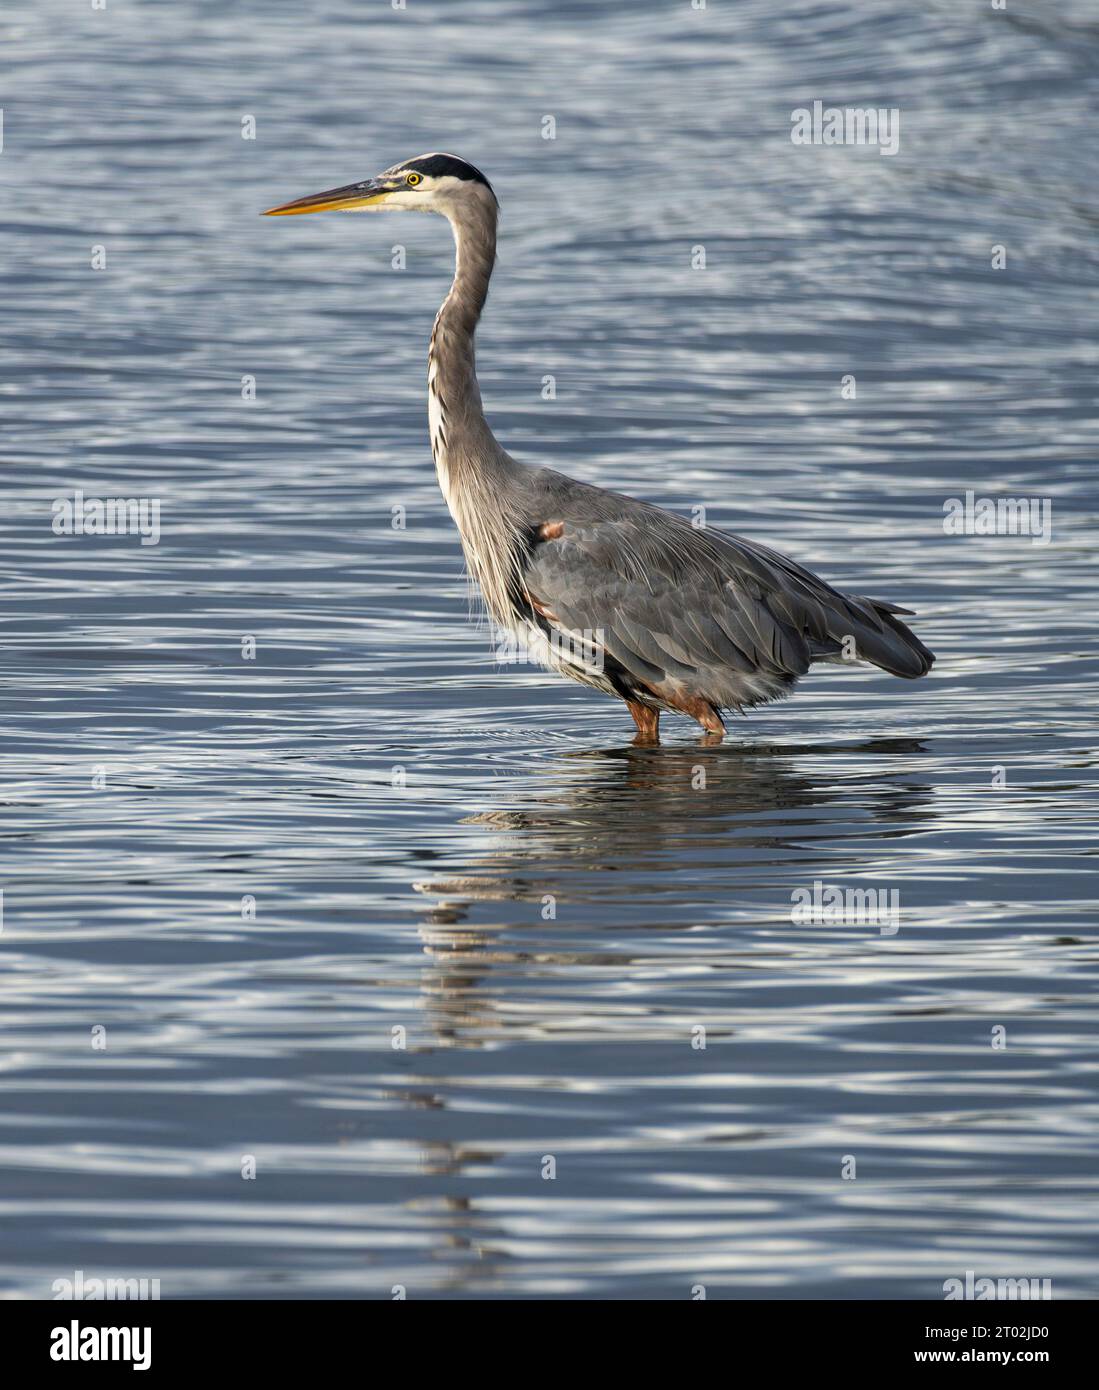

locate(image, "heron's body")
(266, 153), (934, 742)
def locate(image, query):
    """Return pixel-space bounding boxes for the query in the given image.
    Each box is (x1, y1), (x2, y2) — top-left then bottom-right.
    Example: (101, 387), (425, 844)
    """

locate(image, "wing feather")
(518, 500), (932, 710)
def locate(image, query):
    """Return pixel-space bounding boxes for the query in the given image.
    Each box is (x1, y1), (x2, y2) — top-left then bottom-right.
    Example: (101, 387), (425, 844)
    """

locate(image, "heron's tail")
(810, 596), (935, 679)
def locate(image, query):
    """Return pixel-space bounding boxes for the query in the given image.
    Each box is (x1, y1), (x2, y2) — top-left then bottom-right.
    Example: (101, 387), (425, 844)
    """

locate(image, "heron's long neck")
(428, 197), (526, 627)
(428, 199), (500, 474)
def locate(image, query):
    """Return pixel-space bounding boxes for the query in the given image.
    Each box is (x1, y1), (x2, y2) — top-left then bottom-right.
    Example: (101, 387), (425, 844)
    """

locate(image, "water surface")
(1, 0), (1097, 1298)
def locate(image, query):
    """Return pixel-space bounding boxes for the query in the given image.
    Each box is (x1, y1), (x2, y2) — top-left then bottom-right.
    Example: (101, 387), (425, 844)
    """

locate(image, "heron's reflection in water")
(387, 738), (936, 1287)
(414, 736), (934, 929)
(386, 739), (939, 1289)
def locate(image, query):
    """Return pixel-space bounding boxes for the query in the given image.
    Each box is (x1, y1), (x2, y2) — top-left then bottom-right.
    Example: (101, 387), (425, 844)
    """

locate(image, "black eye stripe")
(404, 154), (494, 194)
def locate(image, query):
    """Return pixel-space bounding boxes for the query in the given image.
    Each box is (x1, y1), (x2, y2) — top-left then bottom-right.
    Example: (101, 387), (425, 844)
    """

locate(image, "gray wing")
(519, 511), (933, 712)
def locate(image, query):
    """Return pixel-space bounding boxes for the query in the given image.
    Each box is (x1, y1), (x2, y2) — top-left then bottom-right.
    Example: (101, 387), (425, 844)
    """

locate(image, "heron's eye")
(406, 172), (423, 187)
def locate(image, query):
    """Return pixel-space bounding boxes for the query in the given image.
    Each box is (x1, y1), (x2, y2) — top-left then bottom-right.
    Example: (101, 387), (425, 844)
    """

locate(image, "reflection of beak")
(262, 177), (391, 216)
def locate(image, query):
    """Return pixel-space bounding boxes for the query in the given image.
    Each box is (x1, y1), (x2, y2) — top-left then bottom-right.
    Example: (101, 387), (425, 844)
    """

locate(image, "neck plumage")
(427, 196), (526, 629)
(428, 197), (499, 476)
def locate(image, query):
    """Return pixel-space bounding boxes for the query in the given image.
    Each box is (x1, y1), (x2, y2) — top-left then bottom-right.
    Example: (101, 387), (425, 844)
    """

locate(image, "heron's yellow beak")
(263, 177), (392, 216)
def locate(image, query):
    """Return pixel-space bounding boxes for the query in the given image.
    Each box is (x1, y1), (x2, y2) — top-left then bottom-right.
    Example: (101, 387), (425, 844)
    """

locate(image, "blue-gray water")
(1, 0), (1097, 1299)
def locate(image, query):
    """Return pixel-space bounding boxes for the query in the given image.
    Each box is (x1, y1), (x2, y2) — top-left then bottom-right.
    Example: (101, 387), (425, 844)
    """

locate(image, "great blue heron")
(265, 152), (934, 744)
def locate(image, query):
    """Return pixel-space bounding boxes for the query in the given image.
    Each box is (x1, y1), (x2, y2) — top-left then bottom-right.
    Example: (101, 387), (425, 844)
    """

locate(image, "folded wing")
(520, 512), (933, 712)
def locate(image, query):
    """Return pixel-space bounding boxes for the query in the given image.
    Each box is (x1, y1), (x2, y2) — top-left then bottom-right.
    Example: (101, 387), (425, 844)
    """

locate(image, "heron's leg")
(691, 711), (728, 745)
(643, 685), (725, 741)
(694, 705), (726, 741)
(626, 699), (660, 745)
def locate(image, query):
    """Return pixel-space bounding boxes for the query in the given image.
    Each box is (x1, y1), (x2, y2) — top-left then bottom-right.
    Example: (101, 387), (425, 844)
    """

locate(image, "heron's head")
(262, 152), (497, 219)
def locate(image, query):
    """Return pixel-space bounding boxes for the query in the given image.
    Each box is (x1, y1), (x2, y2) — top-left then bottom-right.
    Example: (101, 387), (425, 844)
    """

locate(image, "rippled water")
(1, 0), (1097, 1299)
